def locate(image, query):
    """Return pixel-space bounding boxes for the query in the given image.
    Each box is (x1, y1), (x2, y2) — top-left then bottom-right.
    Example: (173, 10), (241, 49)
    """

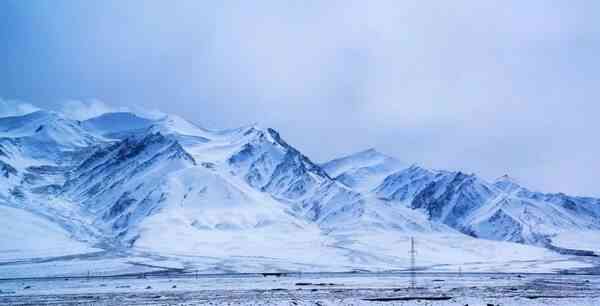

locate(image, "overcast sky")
(2, 1), (600, 196)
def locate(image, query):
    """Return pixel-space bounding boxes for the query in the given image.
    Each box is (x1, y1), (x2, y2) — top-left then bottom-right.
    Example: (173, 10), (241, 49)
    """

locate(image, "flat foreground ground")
(1, 273), (599, 305)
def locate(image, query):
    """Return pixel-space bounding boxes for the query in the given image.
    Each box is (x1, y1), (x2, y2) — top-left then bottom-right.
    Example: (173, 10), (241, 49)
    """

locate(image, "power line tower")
(409, 236), (416, 289)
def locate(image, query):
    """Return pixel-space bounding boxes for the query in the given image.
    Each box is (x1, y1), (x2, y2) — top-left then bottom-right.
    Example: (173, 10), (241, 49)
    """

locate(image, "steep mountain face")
(1, 109), (599, 273)
(375, 165), (441, 203)
(62, 132), (196, 242)
(228, 127), (332, 200)
(374, 167), (505, 234)
(410, 172), (496, 229)
(0, 111), (103, 206)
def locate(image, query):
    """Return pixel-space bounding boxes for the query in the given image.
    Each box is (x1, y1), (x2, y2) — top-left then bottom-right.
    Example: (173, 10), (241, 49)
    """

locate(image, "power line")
(409, 236), (416, 289)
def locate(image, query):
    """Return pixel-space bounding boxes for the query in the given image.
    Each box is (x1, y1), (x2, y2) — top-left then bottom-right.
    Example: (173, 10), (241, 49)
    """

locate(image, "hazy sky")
(2, 1), (600, 196)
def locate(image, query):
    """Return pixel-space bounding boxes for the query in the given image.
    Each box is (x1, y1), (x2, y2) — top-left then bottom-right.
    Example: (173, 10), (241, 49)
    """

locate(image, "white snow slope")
(321, 148), (407, 192)
(0, 205), (99, 263)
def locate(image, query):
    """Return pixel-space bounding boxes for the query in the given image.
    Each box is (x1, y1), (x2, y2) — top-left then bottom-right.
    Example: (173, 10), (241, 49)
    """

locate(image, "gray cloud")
(0, 98), (40, 117)
(58, 99), (129, 120)
(56, 99), (166, 121)
(1, 1), (599, 196)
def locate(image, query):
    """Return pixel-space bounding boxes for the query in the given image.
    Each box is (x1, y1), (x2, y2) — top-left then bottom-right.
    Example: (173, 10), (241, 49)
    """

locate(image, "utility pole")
(409, 237), (416, 289)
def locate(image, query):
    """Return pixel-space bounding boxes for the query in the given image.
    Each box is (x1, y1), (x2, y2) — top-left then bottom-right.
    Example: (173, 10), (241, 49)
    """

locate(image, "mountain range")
(1, 109), (599, 273)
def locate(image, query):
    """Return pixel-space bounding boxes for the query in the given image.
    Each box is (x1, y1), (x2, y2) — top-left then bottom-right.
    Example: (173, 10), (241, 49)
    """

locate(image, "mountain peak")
(354, 148), (386, 158)
(336, 148), (393, 163)
(147, 114), (214, 139)
(89, 112), (147, 120)
(494, 174), (523, 192)
(0, 110), (60, 127)
(360, 147), (378, 153)
(158, 114), (200, 128)
(82, 112), (154, 137)
(23, 109), (60, 118)
(0, 110), (101, 148)
(322, 148), (405, 177)
(321, 148), (407, 191)
(495, 174), (520, 184)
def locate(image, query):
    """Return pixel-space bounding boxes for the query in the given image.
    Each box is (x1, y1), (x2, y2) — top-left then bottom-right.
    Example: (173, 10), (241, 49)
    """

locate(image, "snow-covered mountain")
(352, 161), (600, 253)
(0, 111), (99, 145)
(321, 148), (406, 192)
(1, 108), (599, 274)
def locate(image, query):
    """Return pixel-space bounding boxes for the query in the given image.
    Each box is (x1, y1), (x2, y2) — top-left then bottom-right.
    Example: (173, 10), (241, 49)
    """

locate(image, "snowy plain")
(1, 272), (600, 305)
